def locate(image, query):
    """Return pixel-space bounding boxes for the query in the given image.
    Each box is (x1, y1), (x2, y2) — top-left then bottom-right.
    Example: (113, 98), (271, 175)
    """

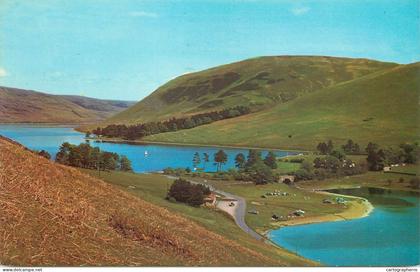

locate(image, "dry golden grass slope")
(0, 136), (286, 266)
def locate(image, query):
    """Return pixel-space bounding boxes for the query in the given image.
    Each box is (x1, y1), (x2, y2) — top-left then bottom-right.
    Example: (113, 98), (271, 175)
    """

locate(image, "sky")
(0, 0), (419, 101)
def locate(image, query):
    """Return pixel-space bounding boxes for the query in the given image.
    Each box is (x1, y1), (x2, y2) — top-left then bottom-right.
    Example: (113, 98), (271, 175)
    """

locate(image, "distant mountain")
(144, 62), (420, 150)
(0, 86), (136, 124)
(100, 56), (397, 126)
(0, 135), (285, 266)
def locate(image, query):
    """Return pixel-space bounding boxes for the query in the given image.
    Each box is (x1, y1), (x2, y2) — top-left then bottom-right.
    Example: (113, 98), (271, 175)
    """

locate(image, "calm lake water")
(0, 124), (295, 173)
(269, 187), (420, 266)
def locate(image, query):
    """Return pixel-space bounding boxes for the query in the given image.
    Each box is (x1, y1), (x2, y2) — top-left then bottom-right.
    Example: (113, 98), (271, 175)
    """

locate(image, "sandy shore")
(265, 191), (374, 232)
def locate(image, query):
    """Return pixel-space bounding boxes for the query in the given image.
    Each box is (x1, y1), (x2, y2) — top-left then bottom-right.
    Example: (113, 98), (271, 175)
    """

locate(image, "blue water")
(0, 124), (295, 173)
(270, 187), (420, 266)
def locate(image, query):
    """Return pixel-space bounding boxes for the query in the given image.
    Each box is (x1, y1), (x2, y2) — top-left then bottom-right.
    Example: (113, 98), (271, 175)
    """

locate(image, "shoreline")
(2, 123), (312, 152)
(262, 190), (374, 237)
(88, 136), (310, 153)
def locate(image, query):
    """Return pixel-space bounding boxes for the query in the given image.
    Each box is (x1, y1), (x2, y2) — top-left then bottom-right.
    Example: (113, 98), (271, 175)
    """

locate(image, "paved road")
(165, 175), (264, 241)
(214, 190), (263, 240)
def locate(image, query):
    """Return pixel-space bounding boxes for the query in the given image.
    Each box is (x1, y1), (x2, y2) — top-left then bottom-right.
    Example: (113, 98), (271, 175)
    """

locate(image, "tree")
(234, 153), (246, 169)
(248, 161), (275, 185)
(192, 152), (201, 169)
(202, 153), (209, 170)
(317, 142), (328, 155)
(167, 178), (210, 206)
(365, 142), (379, 154)
(263, 151), (277, 169)
(56, 142), (72, 165)
(214, 150), (228, 172)
(301, 160), (314, 173)
(325, 156), (340, 171)
(38, 150), (51, 160)
(313, 157), (324, 168)
(183, 118), (195, 129)
(246, 149), (262, 168)
(326, 140), (334, 154)
(331, 149), (346, 161)
(342, 139), (354, 153)
(102, 152), (119, 171)
(120, 155), (133, 171)
(366, 148), (385, 171)
(399, 143), (419, 164)
(187, 186), (205, 206)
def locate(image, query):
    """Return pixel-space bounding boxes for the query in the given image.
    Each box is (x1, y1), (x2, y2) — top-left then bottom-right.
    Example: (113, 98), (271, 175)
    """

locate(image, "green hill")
(100, 56), (396, 126)
(143, 62), (420, 150)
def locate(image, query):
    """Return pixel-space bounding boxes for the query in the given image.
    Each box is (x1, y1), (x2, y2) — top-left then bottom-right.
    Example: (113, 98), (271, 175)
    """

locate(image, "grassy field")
(87, 56), (395, 129)
(144, 63), (420, 150)
(186, 158), (419, 233)
(211, 182), (348, 234)
(81, 169), (315, 266)
(275, 161), (301, 175)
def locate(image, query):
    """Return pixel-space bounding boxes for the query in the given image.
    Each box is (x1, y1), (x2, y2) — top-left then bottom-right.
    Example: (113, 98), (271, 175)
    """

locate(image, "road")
(165, 175), (264, 241)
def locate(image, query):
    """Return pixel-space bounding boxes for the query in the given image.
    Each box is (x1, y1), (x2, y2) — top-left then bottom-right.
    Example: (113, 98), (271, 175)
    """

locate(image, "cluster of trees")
(230, 150), (278, 184)
(295, 157), (366, 181)
(171, 150), (279, 185)
(191, 151), (227, 172)
(166, 178), (211, 206)
(366, 142), (418, 171)
(317, 139), (360, 156)
(296, 141), (367, 181)
(91, 106), (251, 140)
(55, 142), (133, 172)
(316, 141), (349, 162)
(342, 139), (361, 154)
(302, 140), (419, 181)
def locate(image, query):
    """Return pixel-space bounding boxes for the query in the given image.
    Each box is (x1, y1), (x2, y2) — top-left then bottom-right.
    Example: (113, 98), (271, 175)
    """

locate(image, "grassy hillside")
(144, 62), (420, 150)
(0, 136), (294, 266)
(100, 56), (396, 126)
(0, 86), (135, 124)
(81, 170), (315, 266)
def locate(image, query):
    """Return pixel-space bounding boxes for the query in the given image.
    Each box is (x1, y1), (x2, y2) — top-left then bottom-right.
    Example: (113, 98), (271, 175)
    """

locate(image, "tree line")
(91, 105), (251, 140)
(295, 140), (419, 181)
(365, 142), (418, 171)
(189, 149), (279, 185)
(55, 142), (133, 172)
(317, 139), (418, 171)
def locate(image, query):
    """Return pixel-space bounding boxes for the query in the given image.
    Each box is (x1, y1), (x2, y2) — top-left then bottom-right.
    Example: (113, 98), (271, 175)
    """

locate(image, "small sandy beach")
(266, 191), (374, 230)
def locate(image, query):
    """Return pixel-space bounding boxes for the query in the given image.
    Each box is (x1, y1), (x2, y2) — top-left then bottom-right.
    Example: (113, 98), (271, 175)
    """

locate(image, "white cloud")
(291, 6), (310, 16)
(129, 11), (158, 18)
(0, 67), (8, 77)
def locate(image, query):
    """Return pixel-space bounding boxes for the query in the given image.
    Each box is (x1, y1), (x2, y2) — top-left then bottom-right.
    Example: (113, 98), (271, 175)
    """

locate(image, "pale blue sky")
(0, 0), (419, 100)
